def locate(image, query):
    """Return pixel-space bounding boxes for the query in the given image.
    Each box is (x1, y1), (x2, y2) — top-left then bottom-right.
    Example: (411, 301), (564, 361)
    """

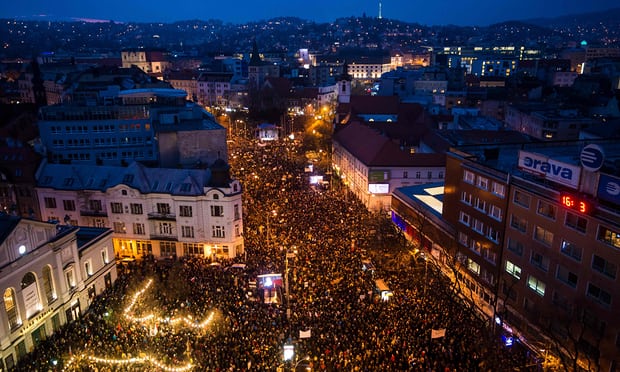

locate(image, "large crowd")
(14, 135), (536, 371)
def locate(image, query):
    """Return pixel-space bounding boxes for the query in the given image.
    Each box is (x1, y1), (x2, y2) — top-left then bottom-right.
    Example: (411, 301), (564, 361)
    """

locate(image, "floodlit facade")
(37, 88), (228, 168)
(392, 139), (620, 371)
(0, 216), (116, 370)
(35, 161), (244, 260)
(333, 122), (445, 212)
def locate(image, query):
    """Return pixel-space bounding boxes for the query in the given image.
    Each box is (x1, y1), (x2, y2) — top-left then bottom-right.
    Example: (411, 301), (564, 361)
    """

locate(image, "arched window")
(21, 272), (42, 318)
(4, 288), (21, 329)
(20, 272), (36, 289)
(42, 266), (56, 304)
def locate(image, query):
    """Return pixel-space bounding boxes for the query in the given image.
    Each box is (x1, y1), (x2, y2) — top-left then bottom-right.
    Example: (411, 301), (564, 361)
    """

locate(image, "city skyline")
(1, 0), (619, 27)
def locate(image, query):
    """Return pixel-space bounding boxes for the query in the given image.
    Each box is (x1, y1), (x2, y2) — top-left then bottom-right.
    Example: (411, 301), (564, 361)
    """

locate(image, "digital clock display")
(560, 194), (590, 214)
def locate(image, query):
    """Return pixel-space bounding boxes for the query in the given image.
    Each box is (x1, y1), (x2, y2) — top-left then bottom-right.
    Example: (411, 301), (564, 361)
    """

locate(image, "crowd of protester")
(14, 135), (535, 371)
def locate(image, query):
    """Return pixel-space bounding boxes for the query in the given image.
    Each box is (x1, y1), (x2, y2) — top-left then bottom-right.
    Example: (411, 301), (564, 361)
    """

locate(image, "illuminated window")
(467, 259), (480, 274)
(527, 275), (545, 296)
(505, 260), (521, 279)
(160, 241), (176, 257)
(597, 226), (620, 249)
(84, 261), (93, 276)
(65, 269), (75, 289)
(42, 266), (56, 303)
(4, 288), (21, 329)
(183, 243), (202, 256)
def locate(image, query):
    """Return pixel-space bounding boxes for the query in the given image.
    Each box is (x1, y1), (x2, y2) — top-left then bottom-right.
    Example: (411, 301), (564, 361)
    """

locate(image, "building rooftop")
(394, 183), (445, 218)
(36, 160), (232, 195)
(452, 139), (620, 177)
(75, 227), (112, 251)
(334, 122), (445, 167)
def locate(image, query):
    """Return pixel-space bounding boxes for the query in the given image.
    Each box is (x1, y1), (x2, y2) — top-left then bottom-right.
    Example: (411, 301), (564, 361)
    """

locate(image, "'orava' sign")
(517, 150), (581, 189)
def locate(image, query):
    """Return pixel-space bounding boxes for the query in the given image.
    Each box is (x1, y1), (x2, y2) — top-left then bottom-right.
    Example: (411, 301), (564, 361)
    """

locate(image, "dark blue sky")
(1, 0), (617, 26)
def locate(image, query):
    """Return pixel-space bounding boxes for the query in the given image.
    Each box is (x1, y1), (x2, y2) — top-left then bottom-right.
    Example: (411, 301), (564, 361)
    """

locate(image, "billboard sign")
(518, 150), (581, 189)
(597, 173), (620, 205)
(368, 183), (389, 194)
(580, 144), (605, 172)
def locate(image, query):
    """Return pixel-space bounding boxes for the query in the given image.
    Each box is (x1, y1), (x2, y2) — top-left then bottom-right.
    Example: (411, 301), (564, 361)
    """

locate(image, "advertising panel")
(597, 173), (620, 205)
(517, 150), (581, 189)
(368, 183), (390, 194)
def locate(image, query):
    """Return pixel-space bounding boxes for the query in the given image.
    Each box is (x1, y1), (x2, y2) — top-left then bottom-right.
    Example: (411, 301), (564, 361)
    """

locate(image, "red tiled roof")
(334, 122), (445, 167)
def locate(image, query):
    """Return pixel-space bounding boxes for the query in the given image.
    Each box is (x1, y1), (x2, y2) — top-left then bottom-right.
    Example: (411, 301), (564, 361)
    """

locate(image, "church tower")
(337, 62), (352, 104)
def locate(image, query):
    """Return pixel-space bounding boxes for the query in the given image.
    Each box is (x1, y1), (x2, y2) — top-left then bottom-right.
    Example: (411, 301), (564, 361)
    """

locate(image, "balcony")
(149, 233), (178, 241)
(147, 212), (176, 221)
(80, 209), (107, 217)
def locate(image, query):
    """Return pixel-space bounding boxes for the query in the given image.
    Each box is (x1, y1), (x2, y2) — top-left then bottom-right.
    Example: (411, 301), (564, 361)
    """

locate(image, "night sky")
(1, 0), (618, 26)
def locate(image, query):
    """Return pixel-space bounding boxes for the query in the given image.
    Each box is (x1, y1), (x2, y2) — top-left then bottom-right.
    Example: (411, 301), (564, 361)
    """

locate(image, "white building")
(0, 216), (116, 370)
(35, 160), (244, 260)
(332, 122), (445, 212)
(121, 49), (171, 79)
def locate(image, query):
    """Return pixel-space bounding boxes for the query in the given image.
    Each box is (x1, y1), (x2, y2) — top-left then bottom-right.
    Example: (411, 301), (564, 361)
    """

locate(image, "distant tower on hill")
(378, 1), (383, 19)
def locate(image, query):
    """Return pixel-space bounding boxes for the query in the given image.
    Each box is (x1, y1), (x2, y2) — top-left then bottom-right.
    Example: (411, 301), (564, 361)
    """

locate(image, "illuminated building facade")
(0, 216), (116, 370)
(392, 139), (620, 371)
(121, 49), (171, 80)
(35, 160), (244, 260)
(332, 120), (445, 212)
(38, 88), (228, 168)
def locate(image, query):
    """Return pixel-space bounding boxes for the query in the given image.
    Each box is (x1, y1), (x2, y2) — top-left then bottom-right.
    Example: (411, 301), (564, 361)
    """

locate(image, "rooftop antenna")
(378, 1), (383, 19)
